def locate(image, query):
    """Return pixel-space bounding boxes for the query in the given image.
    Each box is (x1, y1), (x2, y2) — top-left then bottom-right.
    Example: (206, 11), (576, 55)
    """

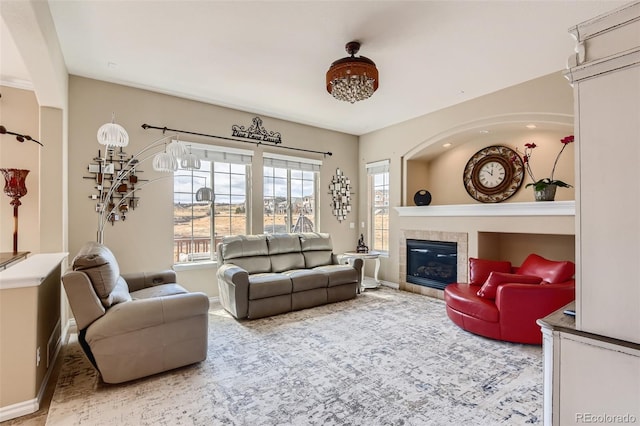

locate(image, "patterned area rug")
(46, 288), (542, 425)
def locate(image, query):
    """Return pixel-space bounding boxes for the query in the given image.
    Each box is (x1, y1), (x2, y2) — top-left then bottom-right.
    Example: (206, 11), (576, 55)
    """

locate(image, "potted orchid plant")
(518, 135), (574, 201)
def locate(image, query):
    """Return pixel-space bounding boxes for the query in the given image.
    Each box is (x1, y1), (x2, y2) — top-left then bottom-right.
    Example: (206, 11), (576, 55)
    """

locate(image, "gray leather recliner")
(62, 241), (209, 384)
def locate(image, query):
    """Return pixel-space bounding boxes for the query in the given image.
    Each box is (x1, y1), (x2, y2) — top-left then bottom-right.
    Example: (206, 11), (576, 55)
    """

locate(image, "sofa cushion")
(267, 233), (302, 254)
(284, 269), (328, 292)
(105, 276), (133, 306)
(248, 273), (292, 300)
(444, 283), (499, 322)
(303, 250), (333, 268)
(271, 253), (305, 273)
(468, 258), (512, 285)
(228, 256), (271, 275)
(313, 264), (358, 287)
(299, 233), (333, 251)
(72, 242), (125, 308)
(476, 272), (542, 299)
(220, 235), (268, 260)
(517, 254), (575, 284)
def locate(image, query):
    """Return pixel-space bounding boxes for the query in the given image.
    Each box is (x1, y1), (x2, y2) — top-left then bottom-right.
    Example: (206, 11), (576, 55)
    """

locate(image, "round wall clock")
(463, 145), (524, 203)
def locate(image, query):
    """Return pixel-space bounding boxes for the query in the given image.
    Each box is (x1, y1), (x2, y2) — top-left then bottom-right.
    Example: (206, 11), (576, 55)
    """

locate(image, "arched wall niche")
(401, 113), (574, 206)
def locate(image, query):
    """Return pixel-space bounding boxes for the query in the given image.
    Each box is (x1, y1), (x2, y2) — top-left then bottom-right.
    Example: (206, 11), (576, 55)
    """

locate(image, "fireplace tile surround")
(400, 230), (468, 299)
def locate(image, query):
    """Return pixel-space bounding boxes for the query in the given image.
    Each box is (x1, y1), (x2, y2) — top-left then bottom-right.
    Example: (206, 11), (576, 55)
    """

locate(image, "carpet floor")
(45, 287), (543, 425)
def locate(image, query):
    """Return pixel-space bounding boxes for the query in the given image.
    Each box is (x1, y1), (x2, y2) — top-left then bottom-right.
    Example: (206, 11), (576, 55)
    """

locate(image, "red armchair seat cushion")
(445, 283), (499, 322)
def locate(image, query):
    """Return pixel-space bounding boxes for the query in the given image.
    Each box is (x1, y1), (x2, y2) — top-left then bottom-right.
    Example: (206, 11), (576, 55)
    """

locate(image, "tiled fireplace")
(399, 230), (468, 299)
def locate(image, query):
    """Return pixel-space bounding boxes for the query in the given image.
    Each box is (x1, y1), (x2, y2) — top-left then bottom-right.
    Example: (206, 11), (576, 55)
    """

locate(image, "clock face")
(478, 161), (506, 188)
(463, 146), (524, 203)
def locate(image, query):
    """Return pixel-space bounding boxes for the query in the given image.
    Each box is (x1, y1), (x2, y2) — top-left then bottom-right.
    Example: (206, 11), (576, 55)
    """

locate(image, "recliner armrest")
(85, 292), (209, 342)
(122, 270), (178, 292)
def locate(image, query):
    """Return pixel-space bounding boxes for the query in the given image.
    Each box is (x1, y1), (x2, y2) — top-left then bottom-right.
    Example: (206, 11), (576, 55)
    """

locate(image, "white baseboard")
(380, 280), (400, 289)
(0, 398), (39, 423)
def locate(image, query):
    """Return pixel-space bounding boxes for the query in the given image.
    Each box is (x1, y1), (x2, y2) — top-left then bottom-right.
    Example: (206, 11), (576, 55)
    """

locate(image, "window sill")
(173, 260), (218, 272)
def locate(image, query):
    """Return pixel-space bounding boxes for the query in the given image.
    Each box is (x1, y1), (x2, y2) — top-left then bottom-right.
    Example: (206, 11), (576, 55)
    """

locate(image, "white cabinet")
(539, 310), (640, 426)
(566, 0), (640, 346)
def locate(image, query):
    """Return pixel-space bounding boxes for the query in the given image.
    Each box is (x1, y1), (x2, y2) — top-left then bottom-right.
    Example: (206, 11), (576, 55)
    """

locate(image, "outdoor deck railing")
(174, 237), (218, 262)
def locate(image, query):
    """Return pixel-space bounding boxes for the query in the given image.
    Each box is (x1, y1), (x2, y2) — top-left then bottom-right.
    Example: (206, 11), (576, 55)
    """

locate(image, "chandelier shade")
(97, 113), (129, 147)
(326, 41), (379, 104)
(152, 151), (178, 172)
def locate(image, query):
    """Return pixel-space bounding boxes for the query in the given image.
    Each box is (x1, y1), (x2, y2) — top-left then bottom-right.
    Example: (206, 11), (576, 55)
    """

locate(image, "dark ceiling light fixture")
(326, 41), (379, 104)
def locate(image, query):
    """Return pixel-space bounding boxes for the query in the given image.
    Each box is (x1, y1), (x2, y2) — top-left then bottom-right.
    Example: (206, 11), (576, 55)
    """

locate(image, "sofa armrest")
(85, 292), (209, 342)
(122, 270), (177, 292)
(334, 255), (363, 284)
(216, 263), (249, 319)
(62, 271), (106, 330)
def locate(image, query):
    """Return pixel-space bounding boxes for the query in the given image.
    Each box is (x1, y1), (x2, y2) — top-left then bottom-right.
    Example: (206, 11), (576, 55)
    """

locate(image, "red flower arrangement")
(517, 135), (574, 191)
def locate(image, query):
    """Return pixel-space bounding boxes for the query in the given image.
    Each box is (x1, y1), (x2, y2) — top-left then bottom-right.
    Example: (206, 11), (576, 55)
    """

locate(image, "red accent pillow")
(517, 254), (575, 284)
(476, 272), (543, 299)
(469, 258), (512, 285)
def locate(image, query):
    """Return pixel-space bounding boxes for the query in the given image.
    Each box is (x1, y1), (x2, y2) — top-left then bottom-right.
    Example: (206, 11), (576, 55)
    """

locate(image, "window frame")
(173, 142), (252, 264)
(367, 160), (390, 255)
(263, 152), (321, 234)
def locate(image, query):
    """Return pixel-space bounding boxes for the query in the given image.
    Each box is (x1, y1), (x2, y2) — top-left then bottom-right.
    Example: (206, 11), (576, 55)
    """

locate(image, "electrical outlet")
(36, 347), (41, 367)
(349, 222), (355, 229)
(361, 222), (365, 228)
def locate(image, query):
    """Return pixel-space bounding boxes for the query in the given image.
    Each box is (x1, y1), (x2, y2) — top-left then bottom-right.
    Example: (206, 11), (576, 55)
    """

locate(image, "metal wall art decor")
(85, 148), (144, 225)
(231, 116), (282, 144)
(329, 168), (352, 222)
(0, 125), (43, 146)
(0, 93), (43, 146)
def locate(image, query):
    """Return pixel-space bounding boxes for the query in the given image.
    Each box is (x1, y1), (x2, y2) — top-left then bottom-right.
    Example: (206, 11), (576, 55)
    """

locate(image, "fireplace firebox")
(406, 239), (457, 290)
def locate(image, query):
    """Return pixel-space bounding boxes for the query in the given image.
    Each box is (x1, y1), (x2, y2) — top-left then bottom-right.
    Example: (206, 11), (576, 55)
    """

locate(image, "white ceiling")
(1, 1), (627, 135)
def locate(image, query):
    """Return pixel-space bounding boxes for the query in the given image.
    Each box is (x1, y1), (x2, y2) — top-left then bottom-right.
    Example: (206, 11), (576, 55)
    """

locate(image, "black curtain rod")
(141, 124), (332, 157)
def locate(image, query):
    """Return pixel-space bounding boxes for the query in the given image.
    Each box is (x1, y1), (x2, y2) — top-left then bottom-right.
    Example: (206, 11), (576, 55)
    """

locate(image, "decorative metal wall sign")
(329, 168), (352, 222)
(231, 116), (282, 144)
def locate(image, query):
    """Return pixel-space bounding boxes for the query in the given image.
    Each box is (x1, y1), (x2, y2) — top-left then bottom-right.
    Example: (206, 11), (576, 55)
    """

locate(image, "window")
(174, 143), (252, 263)
(263, 153), (321, 233)
(367, 160), (390, 254)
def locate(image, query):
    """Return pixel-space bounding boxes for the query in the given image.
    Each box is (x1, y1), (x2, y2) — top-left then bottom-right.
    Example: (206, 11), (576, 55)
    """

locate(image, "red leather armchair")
(444, 254), (575, 344)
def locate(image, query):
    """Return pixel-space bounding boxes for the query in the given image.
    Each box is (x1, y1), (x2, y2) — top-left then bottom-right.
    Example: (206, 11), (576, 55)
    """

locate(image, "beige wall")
(0, 86), (41, 253)
(359, 72), (576, 283)
(68, 76), (360, 295)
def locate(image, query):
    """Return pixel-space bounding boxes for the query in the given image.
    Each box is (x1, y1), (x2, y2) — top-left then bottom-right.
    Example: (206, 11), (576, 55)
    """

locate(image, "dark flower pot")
(534, 184), (557, 201)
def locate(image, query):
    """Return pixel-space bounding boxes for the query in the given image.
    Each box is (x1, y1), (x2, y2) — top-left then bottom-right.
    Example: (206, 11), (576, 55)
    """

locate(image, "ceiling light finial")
(326, 41), (379, 104)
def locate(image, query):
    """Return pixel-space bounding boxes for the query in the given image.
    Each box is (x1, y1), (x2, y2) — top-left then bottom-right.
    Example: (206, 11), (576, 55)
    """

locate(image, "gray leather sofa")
(216, 233), (363, 319)
(62, 241), (209, 384)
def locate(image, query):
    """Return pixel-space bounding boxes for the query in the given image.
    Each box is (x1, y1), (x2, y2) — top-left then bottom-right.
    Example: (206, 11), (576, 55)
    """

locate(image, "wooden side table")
(343, 251), (381, 293)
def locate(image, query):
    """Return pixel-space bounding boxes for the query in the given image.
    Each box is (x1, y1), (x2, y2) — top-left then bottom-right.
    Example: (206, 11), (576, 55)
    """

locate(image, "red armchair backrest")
(517, 253), (575, 284)
(468, 258), (512, 285)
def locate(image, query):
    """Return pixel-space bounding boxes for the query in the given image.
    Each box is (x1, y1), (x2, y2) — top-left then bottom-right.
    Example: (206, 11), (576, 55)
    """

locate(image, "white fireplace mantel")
(394, 201), (575, 217)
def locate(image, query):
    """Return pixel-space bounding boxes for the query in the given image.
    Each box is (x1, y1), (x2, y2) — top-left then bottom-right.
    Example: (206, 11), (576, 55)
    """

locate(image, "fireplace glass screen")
(406, 239), (457, 290)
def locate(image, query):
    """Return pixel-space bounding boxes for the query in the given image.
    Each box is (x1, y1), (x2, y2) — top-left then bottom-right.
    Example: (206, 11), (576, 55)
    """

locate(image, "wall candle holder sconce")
(329, 168), (353, 222)
(1, 168), (29, 253)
